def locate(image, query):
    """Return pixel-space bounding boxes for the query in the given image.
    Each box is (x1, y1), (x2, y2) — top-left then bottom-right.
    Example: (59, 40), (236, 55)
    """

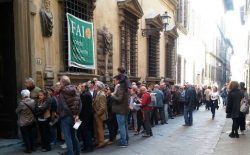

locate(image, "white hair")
(21, 89), (30, 98)
(25, 77), (35, 85)
(96, 81), (105, 90)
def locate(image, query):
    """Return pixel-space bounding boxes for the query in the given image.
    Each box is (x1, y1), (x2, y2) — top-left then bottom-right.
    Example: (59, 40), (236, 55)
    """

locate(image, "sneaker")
(240, 130), (245, 135)
(118, 144), (127, 148)
(60, 143), (67, 149)
(107, 141), (114, 145)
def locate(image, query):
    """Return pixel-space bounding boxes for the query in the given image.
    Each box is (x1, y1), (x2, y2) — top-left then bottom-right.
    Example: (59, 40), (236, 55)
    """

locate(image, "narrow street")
(2, 105), (244, 155)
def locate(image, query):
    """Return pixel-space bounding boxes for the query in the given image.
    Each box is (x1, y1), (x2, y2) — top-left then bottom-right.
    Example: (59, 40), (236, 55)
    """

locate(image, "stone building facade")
(0, 0), (178, 138)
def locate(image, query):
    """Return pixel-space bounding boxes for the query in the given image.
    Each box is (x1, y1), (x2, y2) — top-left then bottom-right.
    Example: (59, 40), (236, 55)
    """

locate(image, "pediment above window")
(145, 14), (164, 28)
(117, 0), (144, 18)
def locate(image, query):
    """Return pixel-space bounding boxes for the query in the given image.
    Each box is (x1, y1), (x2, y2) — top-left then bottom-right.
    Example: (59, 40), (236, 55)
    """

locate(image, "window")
(120, 11), (138, 77)
(63, 0), (94, 72)
(148, 31), (160, 77)
(177, 0), (188, 29)
(165, 36), (175, 79)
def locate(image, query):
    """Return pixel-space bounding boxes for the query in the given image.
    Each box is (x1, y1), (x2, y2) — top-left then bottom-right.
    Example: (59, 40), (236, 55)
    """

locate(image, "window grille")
(166, 36), (175, 78)
(63, 0), (94, 73)
(120, 11), (138, 77)
(148, 31), (160, 77)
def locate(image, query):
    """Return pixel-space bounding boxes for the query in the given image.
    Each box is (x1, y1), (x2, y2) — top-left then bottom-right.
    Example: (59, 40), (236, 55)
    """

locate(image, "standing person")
(210, 87), (220, 120)
(88, 80), (97, 99)
(129, 85), (140, 133)
(183, 84), (196, 126)
(220, 84), (228, 107)
(79, 83), (94, 153)
(179, 86), (186, 115)
(105, 86), (118, 144)
(117, 66), (131, 90)
(111, 75), (130, 147)
(139, 86), (153, 137)
(152, 84), (165, 125)
(226, 81), (243, 138)
(92, 81), (108, 148)
(36, 90), (51, 152)
(172, 85), (180, 116)
(204, 86), (212, 110)
(196, 87), (202, 110)
(59, 76), (82, 155)
(16, 90), (36, 153)
(239, 82), (248, 134)
(160, 83), (170, 124)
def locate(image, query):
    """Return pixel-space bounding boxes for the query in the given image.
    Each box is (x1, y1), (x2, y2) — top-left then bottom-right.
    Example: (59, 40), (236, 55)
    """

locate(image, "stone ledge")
(58, 72), (100, 84)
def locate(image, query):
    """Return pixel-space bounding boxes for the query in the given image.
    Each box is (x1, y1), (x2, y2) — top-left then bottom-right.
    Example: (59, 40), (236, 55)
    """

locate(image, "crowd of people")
(16, 67), (249, 155)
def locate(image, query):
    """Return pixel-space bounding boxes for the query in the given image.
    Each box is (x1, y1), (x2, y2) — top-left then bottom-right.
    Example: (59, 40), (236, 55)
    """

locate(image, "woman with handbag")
(226, 81), (243, 138)
(16, 89), (36, 153)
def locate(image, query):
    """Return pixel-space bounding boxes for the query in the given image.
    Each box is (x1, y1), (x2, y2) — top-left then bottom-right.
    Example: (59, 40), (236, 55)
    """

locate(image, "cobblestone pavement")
(0, 106), (229, 155)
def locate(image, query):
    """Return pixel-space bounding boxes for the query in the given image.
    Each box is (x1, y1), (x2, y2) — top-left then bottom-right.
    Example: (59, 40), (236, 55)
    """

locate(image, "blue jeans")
(184, 106), (193, 126)
(61, 116), (80, 155)
(116, 114), (129, 145)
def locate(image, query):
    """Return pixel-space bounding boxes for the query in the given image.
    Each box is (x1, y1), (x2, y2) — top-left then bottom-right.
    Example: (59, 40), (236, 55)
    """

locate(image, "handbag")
(240, 99), (249, 114)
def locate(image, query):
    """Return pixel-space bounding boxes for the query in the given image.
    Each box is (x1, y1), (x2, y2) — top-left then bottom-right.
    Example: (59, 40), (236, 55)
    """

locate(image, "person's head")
(213, 86), (218, 92)
(160, 82), (166, 89)
(154, 84), (160, 90)
(60, 75), (71, 88)
(105, 86), (114, 96)
(95, 81), (105, 91)
(46, 88), (54, 97)
(207, 86), (211, 89)
(240, 82), (246, 90)
(53, 82), (61, 93)
(132, 82), (136, 86)
(80, 83), (88, 92)
(25, 77), (35, 90)
(117, 66), (126, 74)
(38, 90), (47, 101)
(228, 81), (239, 91)
(43, 0), (50, 10)
(130, 85), (138, 96)
(21, 89), (30, 99)
(88, 80), (96, 90)
(93, 78), (98, 84)
(140, 86), (147, 94)
(113, 75), (120, 85)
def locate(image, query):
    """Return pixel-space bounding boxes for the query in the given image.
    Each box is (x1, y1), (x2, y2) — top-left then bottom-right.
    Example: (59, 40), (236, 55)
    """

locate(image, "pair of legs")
(184, 106), (193, 126)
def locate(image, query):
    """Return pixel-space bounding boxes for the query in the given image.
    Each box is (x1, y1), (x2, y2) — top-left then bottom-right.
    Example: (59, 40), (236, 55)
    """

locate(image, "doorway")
(0, 0), (17, 138)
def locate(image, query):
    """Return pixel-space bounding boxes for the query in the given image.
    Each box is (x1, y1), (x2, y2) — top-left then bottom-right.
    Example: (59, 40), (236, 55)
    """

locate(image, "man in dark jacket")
(183, 83), (196, 126)
(59, 75), (82, 155)
(79, 83), (93, 153)
(111, 75), (129, 147)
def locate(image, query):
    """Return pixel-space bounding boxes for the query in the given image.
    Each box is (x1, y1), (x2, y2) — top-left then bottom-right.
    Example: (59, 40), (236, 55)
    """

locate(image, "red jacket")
(141, 92), (153, 111)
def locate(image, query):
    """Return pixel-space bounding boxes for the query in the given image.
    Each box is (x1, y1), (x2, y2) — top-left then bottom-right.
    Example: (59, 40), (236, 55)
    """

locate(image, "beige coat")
(93, 91), (108, 121)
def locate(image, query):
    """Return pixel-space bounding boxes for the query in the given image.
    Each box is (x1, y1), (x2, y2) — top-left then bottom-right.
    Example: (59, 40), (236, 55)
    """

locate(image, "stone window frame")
(117, 0), (143, 79)
(177, 0), (188, 33)
(145, 14), (163, 78)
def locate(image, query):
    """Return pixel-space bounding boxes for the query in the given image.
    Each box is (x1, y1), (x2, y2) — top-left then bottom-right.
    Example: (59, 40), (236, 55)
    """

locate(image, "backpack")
(148, 93), (157, 107)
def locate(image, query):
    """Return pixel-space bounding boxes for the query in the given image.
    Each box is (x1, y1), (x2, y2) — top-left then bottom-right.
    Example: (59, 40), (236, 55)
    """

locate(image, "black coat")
(79, 91), (93, 128)
(226, 89), (243, 118)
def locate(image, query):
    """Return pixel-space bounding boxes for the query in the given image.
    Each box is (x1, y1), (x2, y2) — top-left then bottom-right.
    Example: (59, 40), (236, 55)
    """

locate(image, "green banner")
(67, 13), (95, 69)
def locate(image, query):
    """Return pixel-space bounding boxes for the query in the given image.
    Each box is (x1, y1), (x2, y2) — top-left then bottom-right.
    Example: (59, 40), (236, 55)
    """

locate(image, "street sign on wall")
(66, 13), (95, 69)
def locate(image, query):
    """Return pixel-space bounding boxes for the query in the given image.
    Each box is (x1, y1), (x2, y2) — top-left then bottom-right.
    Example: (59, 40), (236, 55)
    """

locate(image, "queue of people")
(15, 67), (250, 154)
